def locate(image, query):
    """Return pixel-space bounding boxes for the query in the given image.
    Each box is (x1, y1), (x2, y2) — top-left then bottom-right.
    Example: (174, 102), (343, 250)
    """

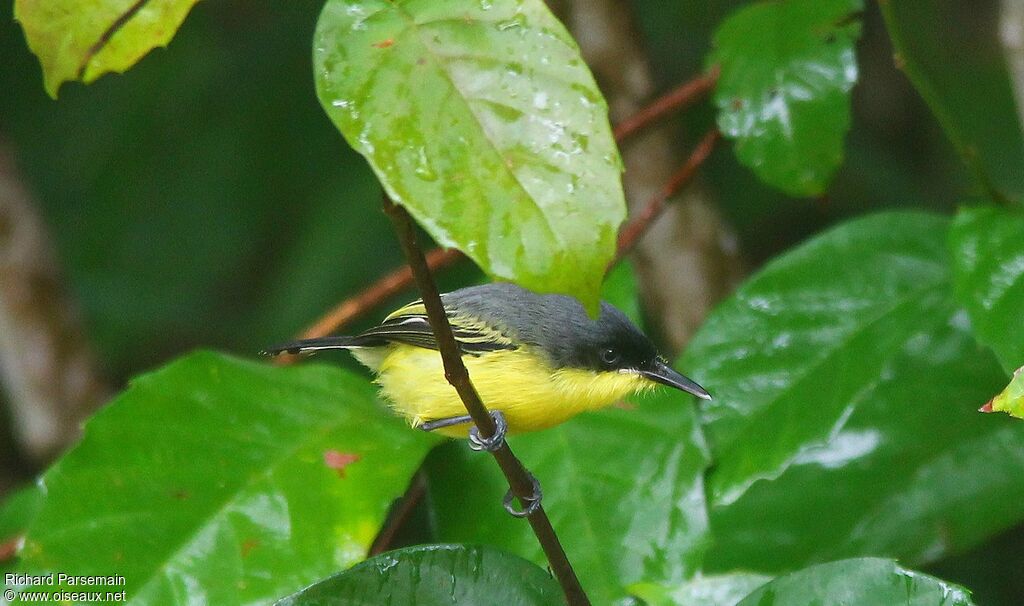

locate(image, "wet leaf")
(0, 486), (41, 547)
(708, 0), (862, 196)
(879, 2), (1024, 203)
(735, 558), (975, 606)
(426, 387), (710, 605)
(15, 0), (202, 98)
(12, 351), (439, 603)
(688, 212), (957, 504)
(629, 572), (770, 606)
(983, 366), (1024, 419)
(681, 212), (1020, 572)
(276, 544), (563, 605)
(0, 486), (41, 571)
(314, 0), (625, 311)
(949, 206), (1024, 372)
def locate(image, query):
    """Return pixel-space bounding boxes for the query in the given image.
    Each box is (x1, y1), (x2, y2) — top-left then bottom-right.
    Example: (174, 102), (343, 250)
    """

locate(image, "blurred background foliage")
(1, 0), (1022, 603)
(0, 0), (973, 384)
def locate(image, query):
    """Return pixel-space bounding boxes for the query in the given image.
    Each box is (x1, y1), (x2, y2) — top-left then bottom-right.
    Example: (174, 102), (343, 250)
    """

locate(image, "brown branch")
(614, 128), (721, 260)
(368, 470), (427, 556)
(383, 194), (591, 606)
(612, 65), (720, 142)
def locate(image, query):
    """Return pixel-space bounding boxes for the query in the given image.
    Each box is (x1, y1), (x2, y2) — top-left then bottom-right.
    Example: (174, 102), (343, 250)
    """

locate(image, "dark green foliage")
(276, 545), (563, 606)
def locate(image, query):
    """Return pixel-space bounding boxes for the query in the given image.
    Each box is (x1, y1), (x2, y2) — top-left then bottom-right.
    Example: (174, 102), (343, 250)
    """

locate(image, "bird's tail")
(261, 336), (366, 356)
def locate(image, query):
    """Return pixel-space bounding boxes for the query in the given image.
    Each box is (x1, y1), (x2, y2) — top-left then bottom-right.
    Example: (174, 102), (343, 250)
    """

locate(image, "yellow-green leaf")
(983, 366), (1024, 419)
(15, 0), (202, 98)
(313, 0), (626, 311)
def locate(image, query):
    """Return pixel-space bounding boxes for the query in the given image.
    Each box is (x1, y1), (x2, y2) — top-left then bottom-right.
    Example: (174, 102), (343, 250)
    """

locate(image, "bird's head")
(560, 302), (712, 401)
(443, 283), (711, 402)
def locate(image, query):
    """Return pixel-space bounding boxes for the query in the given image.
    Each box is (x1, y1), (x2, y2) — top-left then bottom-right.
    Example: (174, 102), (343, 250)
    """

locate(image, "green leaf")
(427, 389), (710, 605)
(0, 486), (43, 572)
(0, 486), (41, 544)
(313, 0), (625, 311)
(735, 558), (975, 606)
(629, 572), (771, 606)
(689, 212), (958, 504)
(708, 0), (862, 196)
(13, 351), (439, 603)
(879, 2), (1024, 203)
(949, 206), (1024, 372)
(984, 366), (1024, 419)
(683, 212), (1018, 572)
(14, 0), (202, 98)
(276, 544), (563, 605)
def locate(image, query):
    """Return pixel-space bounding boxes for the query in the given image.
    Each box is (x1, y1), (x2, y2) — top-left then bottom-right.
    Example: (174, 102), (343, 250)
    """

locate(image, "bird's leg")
(503, 471), (542, 518)
(417, 410), (508, 452)
(468, 410), (507, 452)
(418, 415), (473, 432)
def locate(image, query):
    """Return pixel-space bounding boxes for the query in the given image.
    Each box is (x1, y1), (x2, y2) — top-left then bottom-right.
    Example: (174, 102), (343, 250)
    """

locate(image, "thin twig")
(383, 194), (591, 606)
(368, 471), (428, 556)
(614, 128), (721, 260)
(612, 65), (720, 142)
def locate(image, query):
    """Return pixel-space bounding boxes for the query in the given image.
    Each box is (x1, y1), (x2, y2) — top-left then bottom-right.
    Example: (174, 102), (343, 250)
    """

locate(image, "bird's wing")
(366, 299), (516, 354)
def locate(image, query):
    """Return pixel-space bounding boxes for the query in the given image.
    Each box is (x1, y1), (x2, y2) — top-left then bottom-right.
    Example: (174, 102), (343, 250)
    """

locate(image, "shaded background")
(0, 0), (1019, 602)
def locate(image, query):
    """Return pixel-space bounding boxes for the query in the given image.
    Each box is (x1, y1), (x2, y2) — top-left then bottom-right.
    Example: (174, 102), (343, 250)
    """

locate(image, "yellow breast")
(372, 344), (653, 436)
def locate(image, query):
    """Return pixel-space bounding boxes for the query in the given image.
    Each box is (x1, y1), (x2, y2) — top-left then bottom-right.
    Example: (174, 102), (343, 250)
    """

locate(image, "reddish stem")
(613, 65), (720, 142)
(615, 128), (721, 259)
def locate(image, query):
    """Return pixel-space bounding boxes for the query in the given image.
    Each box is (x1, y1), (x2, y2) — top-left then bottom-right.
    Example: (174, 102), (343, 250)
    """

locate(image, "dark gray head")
(442, 283), (710, 399)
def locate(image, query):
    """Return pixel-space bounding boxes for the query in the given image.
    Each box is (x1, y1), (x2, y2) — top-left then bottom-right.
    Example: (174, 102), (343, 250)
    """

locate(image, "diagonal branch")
(382, 193), (591, 606)
(614, 128), (721, 260)
(612, 66), (719, 142)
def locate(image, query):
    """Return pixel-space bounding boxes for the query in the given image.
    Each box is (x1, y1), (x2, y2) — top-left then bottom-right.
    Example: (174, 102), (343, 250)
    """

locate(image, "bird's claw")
(503, 472), (542, 518)
(468, 410), (507, 452)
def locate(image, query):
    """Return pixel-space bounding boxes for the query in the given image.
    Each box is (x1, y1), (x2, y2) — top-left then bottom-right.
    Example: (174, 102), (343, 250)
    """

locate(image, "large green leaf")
(276, 544), (563, 605)
(690, 212), (957, 503)
(313, 0), (625, 310)
(681, 212), (1020, 572)
(735, 558), (974, 606)
(15, 0), (202, 98)
(708, 0), (862, 196)
(0, 486), (42, 573)
(629, 572), (770, 606)
(949, 206), (1024, 372)
(426, 388), (710, 605)
(880, 2), (1024, 203)
(11, 352), (439, 603)
(0, 487), (41, 547)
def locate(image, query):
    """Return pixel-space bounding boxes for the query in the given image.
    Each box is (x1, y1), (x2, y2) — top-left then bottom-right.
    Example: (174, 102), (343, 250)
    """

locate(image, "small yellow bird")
(264, 283), (710, 440)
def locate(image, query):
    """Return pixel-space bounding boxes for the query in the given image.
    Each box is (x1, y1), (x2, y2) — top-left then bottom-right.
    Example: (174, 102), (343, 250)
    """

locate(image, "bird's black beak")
(640, 360), (712, 400)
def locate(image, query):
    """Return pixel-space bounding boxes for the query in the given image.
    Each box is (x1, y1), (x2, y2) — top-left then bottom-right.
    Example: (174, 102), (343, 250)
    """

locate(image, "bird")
(263, 283), (710, 442)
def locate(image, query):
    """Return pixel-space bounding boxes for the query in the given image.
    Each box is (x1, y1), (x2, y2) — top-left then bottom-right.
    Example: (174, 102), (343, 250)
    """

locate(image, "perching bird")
(263, 283), (710, 440)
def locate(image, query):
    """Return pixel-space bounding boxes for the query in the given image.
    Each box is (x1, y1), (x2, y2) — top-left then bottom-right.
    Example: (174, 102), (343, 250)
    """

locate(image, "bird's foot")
(503, 472), (542, 518)
(468, 410), (507, 452)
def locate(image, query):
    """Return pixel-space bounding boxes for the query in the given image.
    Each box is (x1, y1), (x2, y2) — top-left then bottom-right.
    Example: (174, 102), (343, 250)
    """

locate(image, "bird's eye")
(600, 348), (621, 367)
